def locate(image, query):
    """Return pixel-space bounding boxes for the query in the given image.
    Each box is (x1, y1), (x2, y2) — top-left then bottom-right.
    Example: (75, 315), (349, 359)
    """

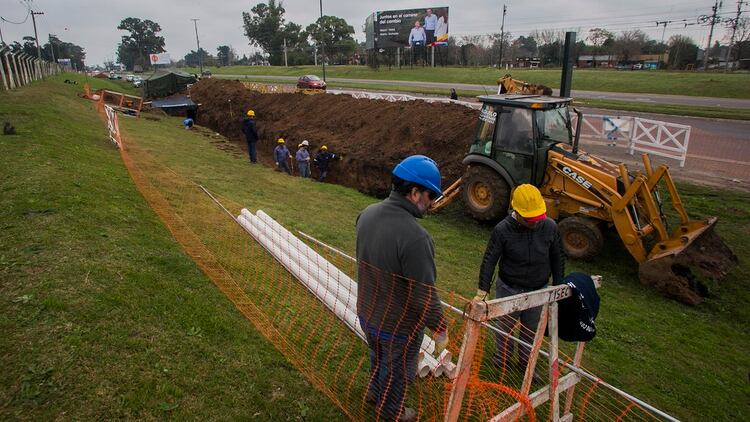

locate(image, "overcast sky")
(0, 0), (735, 66)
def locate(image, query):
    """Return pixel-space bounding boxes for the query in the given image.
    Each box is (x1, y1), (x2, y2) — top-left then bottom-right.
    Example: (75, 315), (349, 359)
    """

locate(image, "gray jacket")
(356, 192), (446, 338)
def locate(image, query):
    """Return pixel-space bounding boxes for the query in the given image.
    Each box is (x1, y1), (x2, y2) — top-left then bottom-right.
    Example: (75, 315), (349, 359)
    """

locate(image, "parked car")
(201, 69), (212, 78)
(126, 74), (135, 81)
(631, 63), (643, 70)
(296, 74), (326, 90)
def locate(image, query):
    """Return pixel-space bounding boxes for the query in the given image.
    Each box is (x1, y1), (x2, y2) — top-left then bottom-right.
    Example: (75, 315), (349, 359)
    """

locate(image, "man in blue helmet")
(356, 155), (449, 422)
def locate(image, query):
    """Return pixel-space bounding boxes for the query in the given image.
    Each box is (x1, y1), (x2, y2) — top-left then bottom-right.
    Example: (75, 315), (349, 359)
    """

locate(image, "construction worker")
(241, 110), (259, 163)
(474, 184), (564, 373)
(356, 155), (448, 422)
(273, 138), (292, 175)
(314, 145), (338, 182)
(295, 140), (311, 178)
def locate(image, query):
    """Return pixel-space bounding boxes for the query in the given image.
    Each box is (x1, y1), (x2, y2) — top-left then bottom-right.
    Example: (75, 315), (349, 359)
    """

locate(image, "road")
(216, 74), (750, 109)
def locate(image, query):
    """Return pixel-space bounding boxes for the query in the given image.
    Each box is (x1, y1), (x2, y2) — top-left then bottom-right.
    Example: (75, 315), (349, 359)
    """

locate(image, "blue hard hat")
(392, 155), (442, 196)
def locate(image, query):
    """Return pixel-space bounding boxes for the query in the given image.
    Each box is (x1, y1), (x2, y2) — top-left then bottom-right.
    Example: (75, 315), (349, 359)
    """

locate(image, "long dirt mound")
(190, 79), (477, 197)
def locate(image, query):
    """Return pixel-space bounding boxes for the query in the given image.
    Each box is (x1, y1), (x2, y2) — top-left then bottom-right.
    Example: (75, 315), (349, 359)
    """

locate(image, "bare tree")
(587, 28), (614, 67)
(613, 29), (648, 63)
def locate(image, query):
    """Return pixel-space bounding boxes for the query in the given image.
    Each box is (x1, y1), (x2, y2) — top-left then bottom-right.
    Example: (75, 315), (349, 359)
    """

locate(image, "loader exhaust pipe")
(573, 108), (582, 155)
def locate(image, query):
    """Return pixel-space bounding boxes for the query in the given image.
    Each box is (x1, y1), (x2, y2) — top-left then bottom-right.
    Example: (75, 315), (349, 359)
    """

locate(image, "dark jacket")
(356, 191), (446, 338)
(241, 117), (258, 143)
(314, 151), (336, 171)
(478, 213), (565, 292)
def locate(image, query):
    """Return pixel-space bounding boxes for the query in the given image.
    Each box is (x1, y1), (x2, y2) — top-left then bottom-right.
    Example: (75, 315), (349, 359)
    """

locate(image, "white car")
(125, 74), (135, 82)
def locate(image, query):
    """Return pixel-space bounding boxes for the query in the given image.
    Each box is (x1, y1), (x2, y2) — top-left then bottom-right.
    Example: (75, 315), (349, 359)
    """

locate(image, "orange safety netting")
(98, 102), (667, 422)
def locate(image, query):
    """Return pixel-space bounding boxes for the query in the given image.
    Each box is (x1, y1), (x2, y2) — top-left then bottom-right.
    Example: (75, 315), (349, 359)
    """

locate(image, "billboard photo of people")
(375, 7), (449, 49)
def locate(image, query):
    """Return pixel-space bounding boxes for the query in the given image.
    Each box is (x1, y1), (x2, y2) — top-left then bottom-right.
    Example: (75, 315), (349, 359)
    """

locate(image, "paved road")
(216, 74), (750, 109)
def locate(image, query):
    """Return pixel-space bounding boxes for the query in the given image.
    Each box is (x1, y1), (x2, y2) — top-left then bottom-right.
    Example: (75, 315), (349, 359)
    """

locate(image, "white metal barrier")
(103, 105), (122, 148)
(327, 89), (482, 110)
(572, 113), (691, 167)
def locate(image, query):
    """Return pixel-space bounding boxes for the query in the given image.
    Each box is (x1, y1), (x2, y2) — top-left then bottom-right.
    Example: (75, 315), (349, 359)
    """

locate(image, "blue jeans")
(360, 319), (423, 420)
(493, 280), (543, 368)
(318, 168), (329, 182)
(247, 141), (257, 163)
(298, 162), (310, 178)
(278, 160), (291, 175)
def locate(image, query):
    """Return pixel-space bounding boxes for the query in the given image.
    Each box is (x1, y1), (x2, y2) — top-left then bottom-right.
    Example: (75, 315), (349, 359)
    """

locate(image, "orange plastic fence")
(98, 103), (664, 421)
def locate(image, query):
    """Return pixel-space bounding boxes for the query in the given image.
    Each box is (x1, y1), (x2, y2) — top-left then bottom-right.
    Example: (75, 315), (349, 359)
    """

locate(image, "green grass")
(188, 65), (750, 99)
(0, 73), (343, 420)
(2, 74), (749, 420)
(214, 74), (749, 121)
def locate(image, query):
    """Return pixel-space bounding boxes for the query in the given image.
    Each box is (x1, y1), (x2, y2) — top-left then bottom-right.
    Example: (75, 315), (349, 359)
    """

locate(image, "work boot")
(398, 407), (417, 422)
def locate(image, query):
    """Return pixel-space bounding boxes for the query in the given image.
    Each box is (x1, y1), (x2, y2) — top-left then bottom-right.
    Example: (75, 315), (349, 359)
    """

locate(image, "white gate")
(573, 114), (691, 167)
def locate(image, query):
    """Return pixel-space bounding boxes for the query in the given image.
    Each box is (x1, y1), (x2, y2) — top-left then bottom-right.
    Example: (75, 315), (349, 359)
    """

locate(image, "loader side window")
(496, 108), (534, 154)
(470, 104), (499, 156)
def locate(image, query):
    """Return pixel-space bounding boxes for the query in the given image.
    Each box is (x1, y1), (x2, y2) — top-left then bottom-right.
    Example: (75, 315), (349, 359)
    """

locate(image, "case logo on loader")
(561, 165), (593, 189)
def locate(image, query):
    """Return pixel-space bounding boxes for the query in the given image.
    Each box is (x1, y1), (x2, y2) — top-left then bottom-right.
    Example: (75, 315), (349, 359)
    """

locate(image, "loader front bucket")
(638, 217), (737, 305)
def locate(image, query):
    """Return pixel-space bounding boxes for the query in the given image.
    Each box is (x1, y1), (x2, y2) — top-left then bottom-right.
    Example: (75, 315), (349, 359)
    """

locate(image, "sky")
(0, 0), (739, 66)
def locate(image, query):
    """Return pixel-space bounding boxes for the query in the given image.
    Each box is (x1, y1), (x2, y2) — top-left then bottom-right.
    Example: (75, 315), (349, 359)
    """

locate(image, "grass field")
(187, 65), (750, 99)
(2, 74), (749, 420)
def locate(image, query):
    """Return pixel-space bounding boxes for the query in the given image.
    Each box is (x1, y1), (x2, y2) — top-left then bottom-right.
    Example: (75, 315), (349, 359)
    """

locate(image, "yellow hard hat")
(511, 184), (546, 219)
(321, 145), (328, 151)
(278, 138), (285, 144)
(246, 110), (255, 117)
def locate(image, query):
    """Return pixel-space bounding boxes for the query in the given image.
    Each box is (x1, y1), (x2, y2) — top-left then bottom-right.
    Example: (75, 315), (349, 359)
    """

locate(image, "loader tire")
(461, 165), (510, 221)
(559, 216), (604, 260)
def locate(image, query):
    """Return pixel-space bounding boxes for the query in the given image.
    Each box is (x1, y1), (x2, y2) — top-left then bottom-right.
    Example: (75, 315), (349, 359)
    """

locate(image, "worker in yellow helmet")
(474, 184), (564, 374)
(273, 138), (292, 175)
(241, 109), (258, 163)
(313, 145), (341, 182)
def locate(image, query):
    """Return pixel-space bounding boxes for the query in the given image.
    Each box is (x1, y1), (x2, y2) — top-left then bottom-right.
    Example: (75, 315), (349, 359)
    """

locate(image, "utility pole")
(702, 0), (722, 70)
(319, 0), (326, 81)
(655, 21), (671, 68)
(0, 23), (5, 45)
(48, 34), (55, 63)
(31, 10), (44, 59)
(498, 4), (507, 69)
(725, 1), (746, 70)
(283, 37), (288, 67)
(191, 18), (203, 74)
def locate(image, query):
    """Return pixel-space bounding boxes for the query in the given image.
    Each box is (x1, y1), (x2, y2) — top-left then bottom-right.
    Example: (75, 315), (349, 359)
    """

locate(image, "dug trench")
(189, 78), (477, 197)
(188, 78), (736, 305)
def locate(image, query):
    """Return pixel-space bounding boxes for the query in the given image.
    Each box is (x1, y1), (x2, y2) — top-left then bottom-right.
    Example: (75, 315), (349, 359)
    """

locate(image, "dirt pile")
(190, 78), (477, 197)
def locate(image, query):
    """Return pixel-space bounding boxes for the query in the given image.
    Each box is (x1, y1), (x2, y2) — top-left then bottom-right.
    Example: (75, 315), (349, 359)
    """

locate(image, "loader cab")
(469, 94), (574, 186)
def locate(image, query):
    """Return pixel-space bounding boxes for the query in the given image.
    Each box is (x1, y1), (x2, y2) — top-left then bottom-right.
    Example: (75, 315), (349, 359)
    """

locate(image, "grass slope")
(189, 65), (750, 99)
(2, 74), (749, 420)
(0, 74), (342, 420)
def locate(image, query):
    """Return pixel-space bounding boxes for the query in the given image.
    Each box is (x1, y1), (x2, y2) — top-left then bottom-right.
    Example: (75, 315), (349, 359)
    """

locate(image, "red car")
(297, 74), (327, 90)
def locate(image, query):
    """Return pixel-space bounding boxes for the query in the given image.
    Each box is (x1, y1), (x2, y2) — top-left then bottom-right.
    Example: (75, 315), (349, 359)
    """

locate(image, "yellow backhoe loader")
(432, 94), (737, 305)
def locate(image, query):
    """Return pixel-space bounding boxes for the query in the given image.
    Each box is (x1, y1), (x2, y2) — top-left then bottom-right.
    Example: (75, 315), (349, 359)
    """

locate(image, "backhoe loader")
(431, 94), (737, 305)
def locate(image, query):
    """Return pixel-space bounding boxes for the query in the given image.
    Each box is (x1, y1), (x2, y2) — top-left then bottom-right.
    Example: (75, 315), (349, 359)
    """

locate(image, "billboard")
(149, 53), (171, 65)
(373, 7), (449, 49)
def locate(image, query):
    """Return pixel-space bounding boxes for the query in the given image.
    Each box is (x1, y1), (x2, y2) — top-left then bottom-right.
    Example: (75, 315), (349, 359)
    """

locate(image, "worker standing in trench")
(273, 138), (292, 175)
(241, 109), (258, 163)
(356, 155), (449, 422)
(295, 140), (311, 178)
(474, 184), (565, 377)
(313, 145), (339, 182)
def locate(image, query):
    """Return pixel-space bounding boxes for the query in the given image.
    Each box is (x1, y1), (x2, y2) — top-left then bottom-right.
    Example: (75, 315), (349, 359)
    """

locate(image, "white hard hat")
(301, 140), (309, 146)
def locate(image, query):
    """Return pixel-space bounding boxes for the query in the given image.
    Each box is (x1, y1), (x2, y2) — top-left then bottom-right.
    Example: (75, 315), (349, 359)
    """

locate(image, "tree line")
(6, 35), (86, 70)
(112, 1), (750, 71)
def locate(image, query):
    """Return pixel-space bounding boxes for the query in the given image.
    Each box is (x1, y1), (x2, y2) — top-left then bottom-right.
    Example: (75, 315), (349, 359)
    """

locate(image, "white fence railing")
(573, 113), (691, 167)
(0, 46), (62, 91)
(327, 89), (482, 110)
